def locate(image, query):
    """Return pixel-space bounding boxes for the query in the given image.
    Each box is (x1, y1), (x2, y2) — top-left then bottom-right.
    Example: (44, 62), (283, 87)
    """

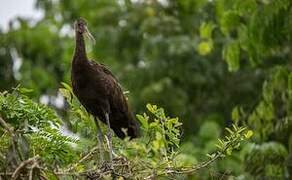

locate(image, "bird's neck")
(73, 31), (87, 64)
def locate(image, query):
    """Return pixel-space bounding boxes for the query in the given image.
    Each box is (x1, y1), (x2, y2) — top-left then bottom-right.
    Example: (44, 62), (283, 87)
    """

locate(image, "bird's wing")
(100, 64), (128, 112)
(89, 60), (128, 112)
(89, 60), (116, 79)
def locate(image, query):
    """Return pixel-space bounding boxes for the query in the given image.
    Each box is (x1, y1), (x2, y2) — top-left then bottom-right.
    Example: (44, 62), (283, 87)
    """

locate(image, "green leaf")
(206, 153), (216, 159)
(231, 106), (240, 123)
(220, 10), (240, 35)
(200, 22), (214, 39)
(146, 103), (157, 113)
(225, 127), (233, 134)
(226, 147), (233, 155)
(244, 130), (254, 139)
(136, 114), (148, 129)
(59, 88), (71, 100)
(223, 40), (240, 72)
(216, 143), (222, 149)
(19, 87), (34, 93)
(61, 82), (73, 93)
(197, 40), (213, 56)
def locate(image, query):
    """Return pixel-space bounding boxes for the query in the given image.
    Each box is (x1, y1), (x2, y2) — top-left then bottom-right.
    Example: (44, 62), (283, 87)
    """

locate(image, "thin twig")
(78, 146), (99, 164)
(65, 146), (99, 171)
(181, 153), (221, 174)
(0, 172), (13, 175)
(28, 167), (33, 180)
(144, 153), (221, 179)
(28, 162), (38, 180)
(11, 155), (40, 180)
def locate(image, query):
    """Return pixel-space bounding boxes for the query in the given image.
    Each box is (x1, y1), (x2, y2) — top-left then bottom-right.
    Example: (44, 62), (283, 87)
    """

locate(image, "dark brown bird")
(71, 18), (139, 162)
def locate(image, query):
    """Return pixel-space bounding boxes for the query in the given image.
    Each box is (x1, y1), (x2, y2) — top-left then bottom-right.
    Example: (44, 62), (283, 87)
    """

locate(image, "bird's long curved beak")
(84, 26), (96, 44)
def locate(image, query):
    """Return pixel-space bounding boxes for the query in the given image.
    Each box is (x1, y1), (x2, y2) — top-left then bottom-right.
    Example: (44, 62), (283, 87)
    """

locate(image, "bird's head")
(74, 17), (87, 34)
(74, 17), (96, 44)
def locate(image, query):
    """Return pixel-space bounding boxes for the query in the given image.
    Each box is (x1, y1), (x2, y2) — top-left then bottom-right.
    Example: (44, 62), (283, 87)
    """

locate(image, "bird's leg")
(94, 117), (104, 164)
(105, 112), (113, 169)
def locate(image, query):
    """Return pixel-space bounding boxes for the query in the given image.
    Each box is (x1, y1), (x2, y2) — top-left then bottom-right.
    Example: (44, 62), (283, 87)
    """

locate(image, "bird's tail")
(112, 112), (140, 139)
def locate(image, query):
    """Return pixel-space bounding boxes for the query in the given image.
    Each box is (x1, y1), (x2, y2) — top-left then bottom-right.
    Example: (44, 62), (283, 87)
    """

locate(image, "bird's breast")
(72, 69), (108, 99)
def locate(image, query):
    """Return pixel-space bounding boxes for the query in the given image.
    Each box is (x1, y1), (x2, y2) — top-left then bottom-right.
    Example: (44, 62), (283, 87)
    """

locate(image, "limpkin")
(71, 18), (139, 165)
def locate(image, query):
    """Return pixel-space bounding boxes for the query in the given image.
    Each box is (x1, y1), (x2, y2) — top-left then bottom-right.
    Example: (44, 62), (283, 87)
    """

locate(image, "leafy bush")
(0, 86), (252, 179)
(0, 87), (78, 171)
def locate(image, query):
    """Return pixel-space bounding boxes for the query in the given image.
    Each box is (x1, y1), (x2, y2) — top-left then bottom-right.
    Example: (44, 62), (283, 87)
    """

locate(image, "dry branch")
(11, 155), (40, 180)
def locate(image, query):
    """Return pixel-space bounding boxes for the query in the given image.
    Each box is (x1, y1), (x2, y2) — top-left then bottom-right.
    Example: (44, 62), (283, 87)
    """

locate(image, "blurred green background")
(0, 0), (292, 179)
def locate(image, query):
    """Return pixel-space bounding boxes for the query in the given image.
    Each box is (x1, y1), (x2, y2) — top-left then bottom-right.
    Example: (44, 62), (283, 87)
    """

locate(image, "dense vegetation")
(0, 0), (291, 179)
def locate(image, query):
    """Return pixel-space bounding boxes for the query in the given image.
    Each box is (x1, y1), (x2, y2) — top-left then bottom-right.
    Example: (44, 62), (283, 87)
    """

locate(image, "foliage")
(0, 88), (251, 179)
(216, 0), (292, 67)
(0, 87), (78, 174)
(245, 142), (288, 179)
(59, 82), (97, 139)
(230, 66), (292, 179)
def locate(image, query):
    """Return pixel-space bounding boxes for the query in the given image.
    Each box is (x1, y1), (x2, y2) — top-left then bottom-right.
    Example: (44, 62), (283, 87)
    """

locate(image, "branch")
(11, 155), (40, 180)
(29, 161), (38, 180)
(144, 153), (221, 179)
(64, 146), (99, 172)
(0, 116), (14, 135)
